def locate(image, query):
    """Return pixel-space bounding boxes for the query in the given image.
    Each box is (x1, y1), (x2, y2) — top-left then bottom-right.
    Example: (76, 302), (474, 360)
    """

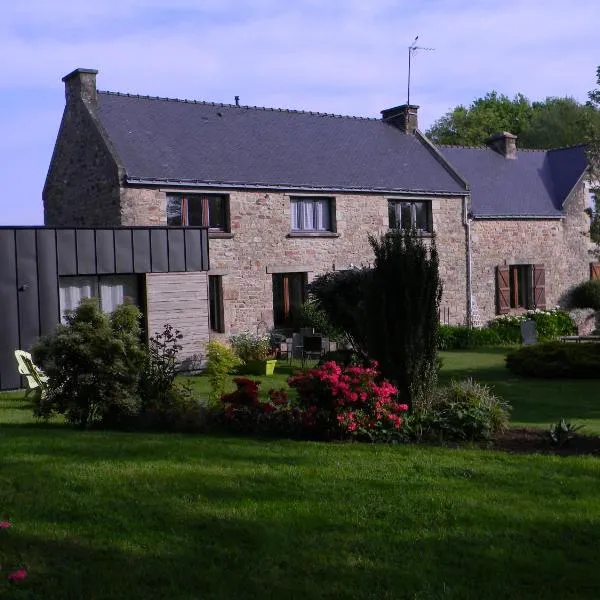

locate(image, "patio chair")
(14, 350), (49, 398)
(301, 335), (324, 366)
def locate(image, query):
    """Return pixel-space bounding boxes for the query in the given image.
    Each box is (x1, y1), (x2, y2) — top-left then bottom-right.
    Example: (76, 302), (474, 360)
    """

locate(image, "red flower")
(398, 404), (409, 412)
(7, 569), (27, 583)
(0, 521), (11, 530)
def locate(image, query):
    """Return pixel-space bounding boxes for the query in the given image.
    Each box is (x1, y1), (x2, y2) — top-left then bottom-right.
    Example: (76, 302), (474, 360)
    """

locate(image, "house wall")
(145, 272), (209, 369)
(470, 181), (594, 324)
(43, 101), (123, 227)
(120, 186), (469, 332)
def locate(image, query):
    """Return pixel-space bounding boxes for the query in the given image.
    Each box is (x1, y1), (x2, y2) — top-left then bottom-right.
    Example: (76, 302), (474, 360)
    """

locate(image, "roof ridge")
(97, 90), (378, 121)
(437, 143), (487, 150)
(546, 142), (587, 152)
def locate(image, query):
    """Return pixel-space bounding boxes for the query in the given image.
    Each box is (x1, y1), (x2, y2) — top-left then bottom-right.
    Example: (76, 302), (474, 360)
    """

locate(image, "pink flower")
(398, 404), (409, 411)
(0, 521), (11, 529)
(7, 569), (27, 583)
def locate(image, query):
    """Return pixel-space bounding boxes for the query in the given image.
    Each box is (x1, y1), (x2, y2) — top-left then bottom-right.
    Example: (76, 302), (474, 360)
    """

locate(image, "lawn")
(1, 349), (599, 599)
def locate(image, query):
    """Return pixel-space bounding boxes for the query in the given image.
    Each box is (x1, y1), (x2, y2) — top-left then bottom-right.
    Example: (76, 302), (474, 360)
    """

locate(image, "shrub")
(365, 230), (442, 407)
(308, 268), (371, 357)
(220, 377), (302, 436)
(297, 300), (344, 341)
(569, 279), (600, 310)
(437, 326), (504, 350)
(138, 324), (205, 432)
(506, 341), (600, 378)
(409, 379), (511, 442)
(229, 332), (275, 362)
(288, 361), (408, 441)
(205, 340), (243, 405)
(32, 298), (146, 428)
(548, 419), (585, 447)
(488, 309), (575, 343)
(317, 349), (361, 367)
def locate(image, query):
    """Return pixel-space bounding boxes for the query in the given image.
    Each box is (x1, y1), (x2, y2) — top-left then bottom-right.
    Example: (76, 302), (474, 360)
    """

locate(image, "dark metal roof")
(440, 144), (587, 218)
(96, 92), (466, 195)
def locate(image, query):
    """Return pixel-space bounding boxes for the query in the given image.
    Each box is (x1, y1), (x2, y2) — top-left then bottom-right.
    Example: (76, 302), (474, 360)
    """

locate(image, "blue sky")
(1, 0), (598, 225)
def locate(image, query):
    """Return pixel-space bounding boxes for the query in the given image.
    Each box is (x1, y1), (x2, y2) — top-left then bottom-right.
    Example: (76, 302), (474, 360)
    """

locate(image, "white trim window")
(291, 197), (333, 232)
(59, 275), (139, 323)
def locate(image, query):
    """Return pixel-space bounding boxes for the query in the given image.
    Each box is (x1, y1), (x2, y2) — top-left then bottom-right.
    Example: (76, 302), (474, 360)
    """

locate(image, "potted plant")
(229, 332), (278, 376)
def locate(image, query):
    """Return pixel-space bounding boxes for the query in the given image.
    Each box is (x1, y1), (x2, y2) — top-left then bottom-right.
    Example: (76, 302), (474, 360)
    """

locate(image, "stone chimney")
(486, 131), (517, 159)
(381, 104), (419, 134)
(62, 68), (98, 107)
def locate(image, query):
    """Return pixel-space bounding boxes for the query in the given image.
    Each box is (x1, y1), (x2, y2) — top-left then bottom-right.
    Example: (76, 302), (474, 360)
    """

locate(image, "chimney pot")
(486, 131), (517, 159)
(381, 104), (419, 134)
(62, 68), (98, 106)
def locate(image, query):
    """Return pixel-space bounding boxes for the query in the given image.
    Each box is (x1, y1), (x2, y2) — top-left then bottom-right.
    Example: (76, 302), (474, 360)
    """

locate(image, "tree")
(586, 66), (600, 252)
(427, 92), (600, 149)
(365, 230), (442, 407)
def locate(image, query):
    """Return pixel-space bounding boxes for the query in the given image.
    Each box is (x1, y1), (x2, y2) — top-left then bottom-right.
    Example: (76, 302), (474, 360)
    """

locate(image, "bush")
(409, 379), (511, 442)
(488, 309), (575, 343)
(138, 324), (205, 432)
(437, 326), (504, 350)
(506, 341), (600, 378)
(317, 349), (361, 367)
(32, 298), (146, 428)
(288, 361), (408, 441)
(205, 340), (243, 405)
(365, 230), (442, 407)
(220, 377), (303, 436)
(297, 301), (344, 341)
(569, 280), (600, 310)
(229, 332), (274, 362)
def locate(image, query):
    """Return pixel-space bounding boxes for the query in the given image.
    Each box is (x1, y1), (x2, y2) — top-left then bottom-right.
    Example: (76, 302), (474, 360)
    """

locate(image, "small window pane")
(166, 196), (183, 226)
(414, 202), (428, 231)
(209, 196), (226, 230)
(209, 275), (224, 332)
(99, 275), (139, 313)
(187, 197), (204, 226)
(59, 276), (98, 322)
(400, 203), (412, 230)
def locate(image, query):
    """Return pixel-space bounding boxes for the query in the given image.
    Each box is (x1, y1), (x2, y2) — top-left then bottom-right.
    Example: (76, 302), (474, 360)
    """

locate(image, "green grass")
(438, 348), (600, 433)
(1, 350), (599, 599)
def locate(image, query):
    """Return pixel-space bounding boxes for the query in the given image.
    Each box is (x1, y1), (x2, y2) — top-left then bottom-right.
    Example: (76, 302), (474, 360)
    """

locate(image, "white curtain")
(99, 276), (138, 313)
(59, 277), (97, 323)
(292, 199), (330, 231)
(302, 201), (314, 230)
(314, 199), (330, 230)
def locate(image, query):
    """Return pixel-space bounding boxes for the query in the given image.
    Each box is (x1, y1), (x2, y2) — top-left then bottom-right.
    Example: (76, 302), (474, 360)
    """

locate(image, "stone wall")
(44, 99), (122, 227)
(470, 181), (594, 324)
(122, 186), (469, 333)
(145, 272), (209, 370)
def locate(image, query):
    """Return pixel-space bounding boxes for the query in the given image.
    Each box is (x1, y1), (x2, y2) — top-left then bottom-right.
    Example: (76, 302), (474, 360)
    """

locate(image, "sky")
(1, 0), (598, 225)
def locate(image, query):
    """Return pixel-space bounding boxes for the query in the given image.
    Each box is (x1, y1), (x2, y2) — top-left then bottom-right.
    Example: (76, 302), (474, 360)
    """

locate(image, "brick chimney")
(381, 104), (419, 134)
(62, 68), (98, 107)
(486, 132), (517, 159)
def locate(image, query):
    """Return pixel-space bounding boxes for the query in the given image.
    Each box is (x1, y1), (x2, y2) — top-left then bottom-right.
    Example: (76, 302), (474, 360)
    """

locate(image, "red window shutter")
(591, 262), (600, 280)
(533, 264), (546, 309)
(496, 265), (510, 314)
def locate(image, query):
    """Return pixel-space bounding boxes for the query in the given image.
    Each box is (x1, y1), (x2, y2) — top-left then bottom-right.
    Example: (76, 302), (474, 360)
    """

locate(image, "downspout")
(463, 198), (473, 328)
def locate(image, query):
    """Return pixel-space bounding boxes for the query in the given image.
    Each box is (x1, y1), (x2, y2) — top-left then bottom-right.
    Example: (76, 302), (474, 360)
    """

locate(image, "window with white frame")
(58, 275), (139, 322)
(290, 197), (333, 232)
(388, 200), (432, 233)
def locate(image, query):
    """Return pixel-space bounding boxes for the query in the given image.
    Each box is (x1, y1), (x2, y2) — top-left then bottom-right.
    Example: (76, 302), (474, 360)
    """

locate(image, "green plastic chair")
(14, 350), (49, 397)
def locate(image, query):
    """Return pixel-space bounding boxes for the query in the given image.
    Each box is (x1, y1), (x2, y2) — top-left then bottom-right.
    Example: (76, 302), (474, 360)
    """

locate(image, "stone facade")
(44, 70), (124, 227)
(119, 186), (468, 333)
(470, 180), (594, 323)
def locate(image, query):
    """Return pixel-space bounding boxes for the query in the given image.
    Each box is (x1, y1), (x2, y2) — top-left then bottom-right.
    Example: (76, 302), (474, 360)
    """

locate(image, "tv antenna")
(407, 36), (435, 105)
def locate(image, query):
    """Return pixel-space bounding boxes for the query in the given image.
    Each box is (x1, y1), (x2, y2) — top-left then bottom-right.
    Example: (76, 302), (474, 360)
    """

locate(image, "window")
(272, 272), (307, 328)
(290, 197), (333, 232)
(496, 264), (545, 314)
(388, 200), (432, 232)
(209, 275), (224, 333)
(166, 194), (228, 231)
(59, 275), (139, 322)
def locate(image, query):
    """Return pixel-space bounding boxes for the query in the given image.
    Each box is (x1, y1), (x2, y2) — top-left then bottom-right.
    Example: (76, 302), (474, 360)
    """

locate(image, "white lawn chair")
(14, 350), (49, 398)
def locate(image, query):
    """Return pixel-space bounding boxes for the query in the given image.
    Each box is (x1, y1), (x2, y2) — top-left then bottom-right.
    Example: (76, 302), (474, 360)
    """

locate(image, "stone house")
(44, 68), (597, 344)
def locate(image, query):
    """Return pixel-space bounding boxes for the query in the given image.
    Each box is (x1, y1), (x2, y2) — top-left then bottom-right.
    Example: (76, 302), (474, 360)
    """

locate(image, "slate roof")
(96, 91), (466, 195)
(440, 144), (587, 217)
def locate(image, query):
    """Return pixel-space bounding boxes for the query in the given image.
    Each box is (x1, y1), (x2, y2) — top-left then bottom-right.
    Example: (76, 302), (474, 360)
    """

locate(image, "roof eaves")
(125, 177), (469, 197)
(472, 214), (563, 220)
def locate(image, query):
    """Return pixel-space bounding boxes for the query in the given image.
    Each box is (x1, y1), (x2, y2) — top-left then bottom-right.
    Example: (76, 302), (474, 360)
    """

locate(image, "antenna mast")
(407, 36), (435, 105)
